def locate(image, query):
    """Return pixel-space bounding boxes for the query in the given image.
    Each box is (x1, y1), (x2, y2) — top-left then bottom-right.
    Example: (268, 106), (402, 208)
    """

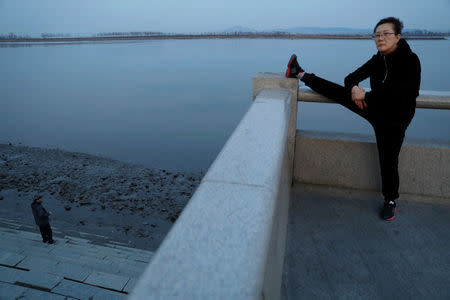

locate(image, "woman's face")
(374, 23), (401, 55)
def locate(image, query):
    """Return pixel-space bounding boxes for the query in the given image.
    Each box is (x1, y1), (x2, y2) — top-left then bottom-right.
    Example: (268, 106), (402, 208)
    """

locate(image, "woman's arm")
(344, 56), (375, 90)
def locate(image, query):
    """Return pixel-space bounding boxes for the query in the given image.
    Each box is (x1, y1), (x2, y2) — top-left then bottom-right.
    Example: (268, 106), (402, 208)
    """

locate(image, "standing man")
(286, 17), (421, 220)
(31, 195), (55, 243)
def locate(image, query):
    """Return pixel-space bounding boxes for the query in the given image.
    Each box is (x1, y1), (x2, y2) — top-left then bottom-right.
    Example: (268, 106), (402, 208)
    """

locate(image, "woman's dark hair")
(374, 17), (404, 35)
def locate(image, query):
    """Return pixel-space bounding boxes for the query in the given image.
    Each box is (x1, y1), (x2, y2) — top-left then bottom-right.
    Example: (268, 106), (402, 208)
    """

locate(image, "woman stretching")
(286, 17), (421, 220)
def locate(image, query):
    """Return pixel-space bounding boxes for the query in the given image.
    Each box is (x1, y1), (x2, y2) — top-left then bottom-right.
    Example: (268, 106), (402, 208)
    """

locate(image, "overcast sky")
(1, 0), (449, 35)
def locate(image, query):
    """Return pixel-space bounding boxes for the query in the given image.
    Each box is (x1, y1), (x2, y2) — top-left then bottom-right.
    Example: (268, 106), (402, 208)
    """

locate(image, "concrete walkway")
(0, 217), (153, 299)
(283, 183), (450, 300)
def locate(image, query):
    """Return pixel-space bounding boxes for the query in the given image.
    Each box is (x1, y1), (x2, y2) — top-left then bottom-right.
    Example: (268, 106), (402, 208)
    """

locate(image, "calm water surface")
(1, 39), (449, 171)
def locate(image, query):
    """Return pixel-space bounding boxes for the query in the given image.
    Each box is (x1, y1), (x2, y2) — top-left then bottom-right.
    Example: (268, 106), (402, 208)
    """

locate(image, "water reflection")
(1, 39), (449, 171)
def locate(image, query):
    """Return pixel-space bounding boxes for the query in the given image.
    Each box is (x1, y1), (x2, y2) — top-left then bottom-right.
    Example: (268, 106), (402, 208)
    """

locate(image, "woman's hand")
(351, 86), (367, 110)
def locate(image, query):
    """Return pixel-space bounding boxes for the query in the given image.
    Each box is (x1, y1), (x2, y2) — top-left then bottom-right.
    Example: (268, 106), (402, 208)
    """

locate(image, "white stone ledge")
(204, 89), (291, 194)
(131, 182), (276, 299)
(130, 88), (295, 300)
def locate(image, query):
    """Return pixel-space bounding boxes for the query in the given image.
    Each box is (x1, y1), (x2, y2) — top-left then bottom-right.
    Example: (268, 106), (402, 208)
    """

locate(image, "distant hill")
(276, 27), (370, 35)
(222, 26), (258, 33)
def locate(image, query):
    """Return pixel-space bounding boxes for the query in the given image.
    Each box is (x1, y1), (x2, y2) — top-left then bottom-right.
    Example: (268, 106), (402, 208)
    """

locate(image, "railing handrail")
(298, 87), (450, 109)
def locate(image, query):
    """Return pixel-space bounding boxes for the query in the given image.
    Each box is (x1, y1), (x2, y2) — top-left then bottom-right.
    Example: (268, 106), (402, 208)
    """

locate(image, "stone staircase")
(0, 217), (153, 299)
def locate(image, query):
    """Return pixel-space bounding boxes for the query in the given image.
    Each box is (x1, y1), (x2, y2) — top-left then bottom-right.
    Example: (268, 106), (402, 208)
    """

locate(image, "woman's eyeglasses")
(372, 32), (396, 40)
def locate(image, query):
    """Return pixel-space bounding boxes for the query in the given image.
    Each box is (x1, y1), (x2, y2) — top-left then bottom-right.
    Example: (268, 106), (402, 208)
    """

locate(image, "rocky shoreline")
(0, 144), (203, 250)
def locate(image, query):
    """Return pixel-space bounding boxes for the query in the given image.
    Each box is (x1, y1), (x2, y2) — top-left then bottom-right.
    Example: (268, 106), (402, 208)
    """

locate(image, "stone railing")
(295, 84), (450, 199)
(130, 73), (449, 299)
(130, 75), (298, 299)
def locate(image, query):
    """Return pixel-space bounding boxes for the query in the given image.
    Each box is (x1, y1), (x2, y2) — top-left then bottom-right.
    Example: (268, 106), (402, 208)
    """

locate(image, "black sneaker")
(381, 200), (396, 221)
(285, 54), (304, 78)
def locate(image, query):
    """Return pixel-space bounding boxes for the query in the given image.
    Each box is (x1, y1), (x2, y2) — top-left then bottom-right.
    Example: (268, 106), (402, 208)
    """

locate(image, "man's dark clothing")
(31, 201), (53, 242)
(301, 39), (421, 201)
(38, 224), (53, 243)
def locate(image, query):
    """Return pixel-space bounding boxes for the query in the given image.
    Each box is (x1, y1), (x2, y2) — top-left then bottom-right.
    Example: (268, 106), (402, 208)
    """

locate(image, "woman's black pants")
(301, 73), (407, 201)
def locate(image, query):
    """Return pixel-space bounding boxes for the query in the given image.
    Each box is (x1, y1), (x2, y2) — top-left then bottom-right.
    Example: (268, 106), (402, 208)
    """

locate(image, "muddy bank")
(0, 144), (203, 250)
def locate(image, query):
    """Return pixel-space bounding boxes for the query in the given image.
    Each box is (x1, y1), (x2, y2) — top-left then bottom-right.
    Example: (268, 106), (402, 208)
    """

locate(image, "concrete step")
(0, 227), (153, 267)
(4, 248), (147, 279)
(0, 226), (152, 261)
(0, 281), (68, 300)
(0, 239), (149, 279)
(0, 218), (153, 299)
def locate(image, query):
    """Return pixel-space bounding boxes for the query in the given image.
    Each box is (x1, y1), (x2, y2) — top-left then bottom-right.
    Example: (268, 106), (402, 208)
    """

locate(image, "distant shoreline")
(0, 33), (446, 43)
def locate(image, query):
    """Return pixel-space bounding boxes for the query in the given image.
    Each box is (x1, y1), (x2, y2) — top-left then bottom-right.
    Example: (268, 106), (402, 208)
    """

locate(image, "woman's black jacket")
(344, 38), (421, 125)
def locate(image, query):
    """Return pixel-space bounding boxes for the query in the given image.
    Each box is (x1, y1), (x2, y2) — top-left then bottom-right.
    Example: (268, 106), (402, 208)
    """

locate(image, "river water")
(1, 38), (449, 171)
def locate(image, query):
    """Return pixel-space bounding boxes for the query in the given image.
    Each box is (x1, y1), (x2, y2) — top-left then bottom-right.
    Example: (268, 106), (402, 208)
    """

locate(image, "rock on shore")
(0, 144), (202, 250)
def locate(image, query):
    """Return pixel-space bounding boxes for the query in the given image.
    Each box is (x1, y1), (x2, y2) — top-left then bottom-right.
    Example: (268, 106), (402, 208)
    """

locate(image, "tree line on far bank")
(0, 31), (163, 40)
(1, 30), (449, 40)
